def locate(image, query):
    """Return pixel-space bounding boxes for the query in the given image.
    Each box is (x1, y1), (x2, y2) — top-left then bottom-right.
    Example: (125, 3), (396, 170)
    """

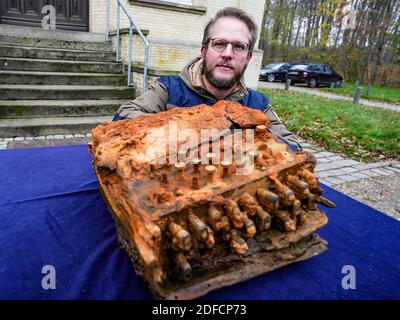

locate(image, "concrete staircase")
(0, 25), (135, 138)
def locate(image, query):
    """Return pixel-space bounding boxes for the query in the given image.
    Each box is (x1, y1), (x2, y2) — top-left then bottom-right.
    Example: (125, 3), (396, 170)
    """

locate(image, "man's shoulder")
(246, 87), (270, 100)
(243, 87), (271, 110)
(157, 75), (187, 90)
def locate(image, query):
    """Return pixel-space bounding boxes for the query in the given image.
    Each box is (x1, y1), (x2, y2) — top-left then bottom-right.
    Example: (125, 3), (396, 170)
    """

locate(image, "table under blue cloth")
(0, 145), (399, 300)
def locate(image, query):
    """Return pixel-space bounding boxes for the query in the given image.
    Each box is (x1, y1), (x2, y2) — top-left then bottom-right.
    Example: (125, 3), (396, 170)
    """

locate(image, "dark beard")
(203, 57), (246, 90)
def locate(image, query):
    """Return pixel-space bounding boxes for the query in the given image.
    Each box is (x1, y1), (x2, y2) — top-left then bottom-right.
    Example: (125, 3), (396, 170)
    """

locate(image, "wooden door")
(0, 0), (89, 32)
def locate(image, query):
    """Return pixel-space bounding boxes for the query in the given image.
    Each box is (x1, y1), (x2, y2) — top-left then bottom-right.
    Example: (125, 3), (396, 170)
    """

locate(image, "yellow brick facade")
(90, 0), (265, 90)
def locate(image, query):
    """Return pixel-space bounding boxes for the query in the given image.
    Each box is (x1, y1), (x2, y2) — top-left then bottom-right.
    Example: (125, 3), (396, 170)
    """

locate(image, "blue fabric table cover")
(0, 145), (399, 300)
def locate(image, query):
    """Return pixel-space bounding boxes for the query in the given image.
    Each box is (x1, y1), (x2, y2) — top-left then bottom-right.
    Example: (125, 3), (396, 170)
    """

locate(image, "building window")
(129, 0), (206, 15)
(161, 0), (192, 4)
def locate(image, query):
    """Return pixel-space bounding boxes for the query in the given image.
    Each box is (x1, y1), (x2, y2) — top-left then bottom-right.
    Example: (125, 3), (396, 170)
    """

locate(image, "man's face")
(201, 17), (253, 90)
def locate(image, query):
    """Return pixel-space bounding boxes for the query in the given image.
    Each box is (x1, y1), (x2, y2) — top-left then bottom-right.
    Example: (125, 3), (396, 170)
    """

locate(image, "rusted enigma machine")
(89, 101), (335, 299)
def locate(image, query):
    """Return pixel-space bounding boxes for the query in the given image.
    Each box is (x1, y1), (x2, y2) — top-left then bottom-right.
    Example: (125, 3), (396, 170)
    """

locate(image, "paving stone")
(54, 135), (64, 139)
(342, 160), (360, 166)
(391, 163), (400, 169)
(318, 179), (332, 187)
(350, 172), (370, 179)
(337, 175), (359, 182)
(4, 138), (13, 142)
(385, 166), (400, 173)
(341, 167), (358, 173)
(0, 142), (8, 150)
(74, 134), (85, 138)
(64, 134), (74, 139)
(370, 161), (394, 168)
(0, 138), (3, 142)
(86, 133), (92, 138)
(379, 168), (397, 175)
(355, 164), (377, 170)
(314, 152), (331, 159)
(315, 163), (338, 172)
(363, 170), (382, 177)
(327, 155), (344, 161)
(46, 135), (55, 140)
(34, 136), (46, 140)
(370, 168), (393, 176)
(316, 151), (336, 157)
(25, 137), (34, 141)
(330, 160), (350, 168)
(316, 171), (333, 178)
(317, 157), (331, 163)
(325, 169), (348, 177)
(324, 177), (344, 185)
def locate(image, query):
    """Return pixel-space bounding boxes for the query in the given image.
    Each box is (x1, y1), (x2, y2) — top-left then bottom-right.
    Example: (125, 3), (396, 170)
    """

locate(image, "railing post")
(116, 1), (120, 62)
(127, 21), (133, 87)
(144, 43), (149, 92)
(105, 0), (110, 42)
(111, 0), (149, 91)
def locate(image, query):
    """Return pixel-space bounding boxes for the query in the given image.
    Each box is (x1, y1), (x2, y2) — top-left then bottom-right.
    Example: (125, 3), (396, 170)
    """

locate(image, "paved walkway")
(0, 133), (90, 150)
(258, 82), (400, 112)
(299, 140), (400, 186)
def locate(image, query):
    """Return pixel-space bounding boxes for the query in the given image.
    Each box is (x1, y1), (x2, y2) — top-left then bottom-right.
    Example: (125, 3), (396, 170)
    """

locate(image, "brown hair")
(202, 7), (258, 52)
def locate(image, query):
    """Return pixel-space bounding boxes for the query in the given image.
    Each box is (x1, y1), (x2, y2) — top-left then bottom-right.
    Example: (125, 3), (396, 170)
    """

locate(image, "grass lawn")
(319, 82), (400, 105)
(259, 89), (400, 162)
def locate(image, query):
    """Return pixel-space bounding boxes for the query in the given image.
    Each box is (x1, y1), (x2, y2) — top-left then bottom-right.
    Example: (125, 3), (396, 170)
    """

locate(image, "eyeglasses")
(209, 38), (250, 55)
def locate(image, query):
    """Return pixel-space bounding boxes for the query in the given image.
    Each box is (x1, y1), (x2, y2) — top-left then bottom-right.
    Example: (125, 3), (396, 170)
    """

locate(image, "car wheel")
(267, 74), (275, 82)
(334, 80), (342, 87)
(308, 78), (317, 88)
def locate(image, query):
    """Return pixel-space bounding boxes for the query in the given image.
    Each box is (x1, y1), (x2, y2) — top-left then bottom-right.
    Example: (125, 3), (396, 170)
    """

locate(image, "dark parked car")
(286, 63), (343, 87)
(259, 62), (292, 82)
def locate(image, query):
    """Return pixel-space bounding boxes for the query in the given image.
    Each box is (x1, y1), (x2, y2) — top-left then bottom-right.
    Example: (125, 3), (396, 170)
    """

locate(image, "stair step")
(0, 24), (107, 42)
(0, 85), (135, 100)
(0, 116), (113, 138)
(0, 57), (123, 73)
(0, 99), (127, 118)
(0, 35), (113, 51)
(0, 70), (127, 86)
(0, 45), (116, 62)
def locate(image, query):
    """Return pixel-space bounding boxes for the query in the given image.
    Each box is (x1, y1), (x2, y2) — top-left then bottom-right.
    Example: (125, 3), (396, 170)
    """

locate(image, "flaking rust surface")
(89, 101), (335, 300)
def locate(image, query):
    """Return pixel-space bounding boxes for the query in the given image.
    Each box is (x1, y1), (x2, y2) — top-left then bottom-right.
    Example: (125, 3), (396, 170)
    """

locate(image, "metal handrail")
(105, 0), (149, 91)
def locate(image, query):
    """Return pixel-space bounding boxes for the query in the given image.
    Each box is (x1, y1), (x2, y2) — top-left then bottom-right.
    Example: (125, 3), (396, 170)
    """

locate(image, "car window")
(323, 65), (334, 73)
(269, 63), (286, 70)
(281, 64), (291, 70)
(289, 64), (308, 71)
(311, 65), (323, 72)
(265, 63), (279, 69)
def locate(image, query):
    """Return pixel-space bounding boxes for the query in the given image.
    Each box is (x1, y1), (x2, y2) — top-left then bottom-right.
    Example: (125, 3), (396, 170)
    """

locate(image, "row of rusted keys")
(168, 169), (334, 279)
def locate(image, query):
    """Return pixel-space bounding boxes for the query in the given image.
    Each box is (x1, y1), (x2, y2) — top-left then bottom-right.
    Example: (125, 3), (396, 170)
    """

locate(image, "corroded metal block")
(89, 101), (335, 300)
